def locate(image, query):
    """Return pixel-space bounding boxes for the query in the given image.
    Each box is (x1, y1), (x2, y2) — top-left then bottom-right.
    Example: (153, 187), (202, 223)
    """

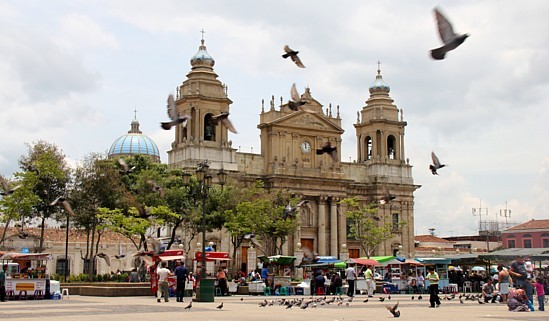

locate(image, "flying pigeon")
(50, 196), (76, 217)
(115, 242), (126, 259)
(430, 7), (469, 60)
(184, 301), (193, 310)
(0, 176), (20, 196)
(210, 112), (237, 134)
(118, 158), (135, 175)
(147, 179), (165, 198)
(282, 45), (305, 68)
(379, 185), (396, 204)
(161, 93), (191, 130)
(386, 301), (400, 317)
(216, 302), (224, 309)
(96, 252), (111, 266)
(429, 151), (446, 175)
(150, 237), (163, 256)
(243, 233), (255, 239)
(288, 84), (312, 112)
(283, 200), (309, 219)
(316, 142), (338, 162)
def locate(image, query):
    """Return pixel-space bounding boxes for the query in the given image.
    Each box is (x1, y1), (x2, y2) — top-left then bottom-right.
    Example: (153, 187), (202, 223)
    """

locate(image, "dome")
(369, 68), (390, 94)
(190, 39), (215, 68)
(108, 118), (160, 163)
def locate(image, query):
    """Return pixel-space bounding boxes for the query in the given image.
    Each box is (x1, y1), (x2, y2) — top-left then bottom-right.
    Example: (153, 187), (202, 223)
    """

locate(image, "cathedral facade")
(167, 39), (420, 268)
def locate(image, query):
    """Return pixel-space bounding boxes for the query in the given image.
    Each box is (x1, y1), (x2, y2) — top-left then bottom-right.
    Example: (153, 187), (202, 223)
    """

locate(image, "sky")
(1, 0), (548, 238)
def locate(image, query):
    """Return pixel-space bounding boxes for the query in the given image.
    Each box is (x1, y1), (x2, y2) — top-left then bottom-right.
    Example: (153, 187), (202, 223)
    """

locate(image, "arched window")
(181, 126), (188, 142)
(204, 114), (216, 141)
(365, 136), (372, 160)
(387, 135), (396, 159)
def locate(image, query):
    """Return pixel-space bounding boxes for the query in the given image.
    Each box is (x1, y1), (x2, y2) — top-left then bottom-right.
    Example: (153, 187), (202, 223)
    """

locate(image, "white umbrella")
(471, 266), (486, 272)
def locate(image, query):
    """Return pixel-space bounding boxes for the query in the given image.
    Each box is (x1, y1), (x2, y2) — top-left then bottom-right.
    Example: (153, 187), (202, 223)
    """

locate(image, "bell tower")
(167, 37), (237, 171)
(354, 64), (407, 165)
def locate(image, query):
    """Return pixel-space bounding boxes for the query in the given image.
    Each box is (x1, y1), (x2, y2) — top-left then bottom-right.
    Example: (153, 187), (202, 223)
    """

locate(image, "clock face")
(301, 141), (311, 153)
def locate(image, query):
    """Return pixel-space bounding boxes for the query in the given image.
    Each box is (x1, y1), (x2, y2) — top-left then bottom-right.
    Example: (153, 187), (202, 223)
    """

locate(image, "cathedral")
(167, 39), (420, 269)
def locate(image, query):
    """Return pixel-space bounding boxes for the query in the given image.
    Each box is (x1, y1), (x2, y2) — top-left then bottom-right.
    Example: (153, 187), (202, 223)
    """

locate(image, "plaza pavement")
(0, 293), (543, 321)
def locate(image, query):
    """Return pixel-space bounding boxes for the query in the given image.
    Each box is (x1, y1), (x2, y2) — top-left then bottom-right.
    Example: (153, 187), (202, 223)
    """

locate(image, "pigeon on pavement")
(386, 301), (400, 317)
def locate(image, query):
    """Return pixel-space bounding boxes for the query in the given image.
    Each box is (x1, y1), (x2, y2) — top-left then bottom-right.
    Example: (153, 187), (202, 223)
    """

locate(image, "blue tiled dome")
(190, 39), (215, 68)
(369, 68), (390, 94)
(108, 119), (160, 163)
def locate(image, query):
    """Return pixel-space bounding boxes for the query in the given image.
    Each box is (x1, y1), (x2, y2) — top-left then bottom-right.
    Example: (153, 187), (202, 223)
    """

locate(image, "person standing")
(510, 256), (534, 305)
(427, 266), (441, 308)
(217, 267), (229, 296)
(156, 262), (172, 303)
(417, 272), (425, 294)
(364, 265), (375, 297)
(174, 261), (189, 302)
(0, 265), (7, 302)
(534, 276), (545, 311)
(346, 265), (356, 297)
(497, 265), (511, 304)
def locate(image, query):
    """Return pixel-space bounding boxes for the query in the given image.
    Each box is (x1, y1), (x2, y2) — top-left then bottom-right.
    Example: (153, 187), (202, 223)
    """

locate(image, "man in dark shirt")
(174, 261), (189, 302)
(510, 256), (533, 304)
(314, 271), (326, 295)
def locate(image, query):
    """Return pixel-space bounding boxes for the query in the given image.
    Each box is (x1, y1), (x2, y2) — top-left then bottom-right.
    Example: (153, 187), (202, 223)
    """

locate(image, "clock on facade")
(300, 141), (311, 153)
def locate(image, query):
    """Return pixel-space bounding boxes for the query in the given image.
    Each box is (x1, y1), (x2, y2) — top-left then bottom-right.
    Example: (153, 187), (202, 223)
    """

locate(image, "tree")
(18, 140), (70, 251)
(0, 175), (39, 246)
(67, 153), (126, 274)
(224, 182), (299, 257)
(340, 197), (405, 258)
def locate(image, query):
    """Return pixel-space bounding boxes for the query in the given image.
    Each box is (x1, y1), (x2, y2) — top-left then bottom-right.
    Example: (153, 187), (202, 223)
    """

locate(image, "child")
(534, 276), (545, 311)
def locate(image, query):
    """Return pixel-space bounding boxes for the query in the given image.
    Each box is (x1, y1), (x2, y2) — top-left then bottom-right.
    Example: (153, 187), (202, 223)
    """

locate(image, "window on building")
(392, 213), (400, 231)
(543, 239), (549, 248)
(203, 114), (216, 141)
(507, 239), (516, 248)
(365, 136), (372, 160)
(523, 239), (532, 248)
(387, 135), (396, 159)
(56, 258), (70, 275)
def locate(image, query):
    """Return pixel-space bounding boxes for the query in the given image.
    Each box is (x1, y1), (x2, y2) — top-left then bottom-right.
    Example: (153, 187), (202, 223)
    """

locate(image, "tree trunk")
(39, 216), (46, 252)
(0, 217), (12, 246)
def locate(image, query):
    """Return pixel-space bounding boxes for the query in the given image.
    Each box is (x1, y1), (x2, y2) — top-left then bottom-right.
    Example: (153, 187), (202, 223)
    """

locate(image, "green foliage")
(340, 197), (405, 258)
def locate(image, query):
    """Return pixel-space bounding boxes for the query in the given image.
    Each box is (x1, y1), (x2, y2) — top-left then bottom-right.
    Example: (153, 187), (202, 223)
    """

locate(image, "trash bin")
(197, 278), (215, 302)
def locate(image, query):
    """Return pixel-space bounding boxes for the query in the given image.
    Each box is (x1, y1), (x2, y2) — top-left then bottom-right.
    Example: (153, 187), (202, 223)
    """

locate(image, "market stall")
(0, 252), (52, 298)
(135, 249), (185, 295)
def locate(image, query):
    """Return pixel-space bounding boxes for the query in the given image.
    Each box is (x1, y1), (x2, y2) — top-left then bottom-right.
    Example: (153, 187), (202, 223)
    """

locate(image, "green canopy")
(368, 256), (395, 263)
(258, 255), (297, 266)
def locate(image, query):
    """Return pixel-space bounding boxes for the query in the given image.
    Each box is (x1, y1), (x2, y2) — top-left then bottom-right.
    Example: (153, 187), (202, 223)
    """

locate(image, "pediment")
(265, 111), (344, 133)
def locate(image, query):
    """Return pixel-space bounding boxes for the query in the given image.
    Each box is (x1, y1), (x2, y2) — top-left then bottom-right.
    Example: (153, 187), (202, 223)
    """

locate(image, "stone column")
(317, 197), (327, 256)
(294, 243), (304, 280)
(338, 201), (348, 254)
(330, 198), (338, 256)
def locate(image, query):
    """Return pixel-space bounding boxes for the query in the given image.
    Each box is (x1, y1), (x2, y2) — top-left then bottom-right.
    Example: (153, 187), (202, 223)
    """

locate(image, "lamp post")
(182, 161), (227, 302)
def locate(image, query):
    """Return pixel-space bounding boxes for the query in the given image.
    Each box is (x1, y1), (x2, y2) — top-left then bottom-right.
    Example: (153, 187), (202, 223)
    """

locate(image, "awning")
(317, 256), (340, 264)
(415, 257), (452, 265)
(194, 251), (231, 261)
(478, 248), (549, 261)
(348, 258), (380, 266)
(258, 255), (297, 265)
(369, 256), (396, 264)
(0, 253), (52, 261)
(159, 255), (185, 262)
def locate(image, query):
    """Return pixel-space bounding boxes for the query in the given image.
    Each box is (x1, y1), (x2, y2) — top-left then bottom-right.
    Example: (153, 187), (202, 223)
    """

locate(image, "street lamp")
(182, 162), (227, 302)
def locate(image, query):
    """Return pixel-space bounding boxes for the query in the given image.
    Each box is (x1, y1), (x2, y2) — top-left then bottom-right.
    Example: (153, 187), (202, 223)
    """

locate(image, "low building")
(501, 219), (549, 248)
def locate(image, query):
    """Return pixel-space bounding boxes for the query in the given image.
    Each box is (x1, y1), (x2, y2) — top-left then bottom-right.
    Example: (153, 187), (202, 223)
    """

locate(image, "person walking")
(346, 265), (357, 297)
(364, 265), (375, 297)
(174, 261), (189, 302)
(497, 265), (511, 304)
(156, 261), (172, 303)
(427, 266), (441, 308)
